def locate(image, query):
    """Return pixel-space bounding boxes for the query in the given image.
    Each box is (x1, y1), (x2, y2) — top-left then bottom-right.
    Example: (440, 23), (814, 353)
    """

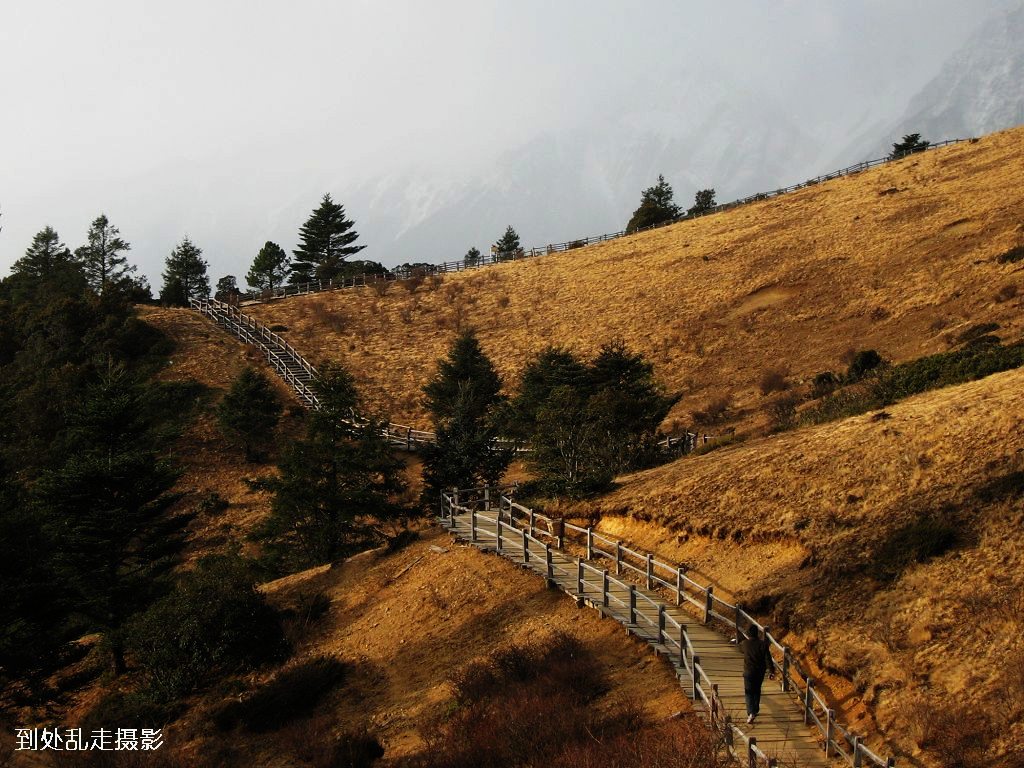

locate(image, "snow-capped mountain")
(352, 68), (821, 265)
(837, 4), (1024, 163)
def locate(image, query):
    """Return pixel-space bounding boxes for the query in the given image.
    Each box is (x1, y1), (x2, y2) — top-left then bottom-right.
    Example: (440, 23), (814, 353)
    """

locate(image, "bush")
(810, 371), (840, 398)
(692, 394), (732, 425)
(955, 322), (1000, 345)
(997, 244), (1024, 264)
(758, 366), (789, 395)
(215, 656), (347, 732)
(846, 349), (883, 381)
(194, 489), (229, 516)
(764, 393), (800, 432)
(125, 554), (287, 702)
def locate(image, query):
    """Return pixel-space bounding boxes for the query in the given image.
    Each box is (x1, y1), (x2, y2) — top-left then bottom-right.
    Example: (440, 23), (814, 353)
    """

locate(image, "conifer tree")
(290, 194), (365, 284)
(890, 133), (930, 159)
(493, 226), (521, 259)
(255, 363), (405, 571)
(215, 275), (240, 303)
(687, 188), (717, 216)
(34, 370), (183, 671)
(12, 226), (76, 280)
(421, 329), (511, 498)
(75, 214), (134, 295)
(626, 175), (681, 233)
(160, 237), (209, 304)
(246, 240), (290, 291)
(464, 247), (481, 267)
(216, 367), (282, 461)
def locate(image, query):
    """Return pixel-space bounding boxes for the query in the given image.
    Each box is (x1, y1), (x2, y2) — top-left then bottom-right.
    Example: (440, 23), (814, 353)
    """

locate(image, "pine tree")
(34, 369), (183, 671)
(246, 241), (290, 291)
(216, 367), (282, 461)
(161, 237), (209, 304)
(255, 363), (406, 571)
(890, 133), (930, 159)
(687, 188), (717, 216)
(215, 275), (240, 303)
(290, 194), (365, 284)
(464, 247), (481, 267)
(626, 176), (681, 233)
(421, 330), (511, 498)
(74, 215), (134, 295)
(493, 226), (521, 260)
(12, 226), (76, 280)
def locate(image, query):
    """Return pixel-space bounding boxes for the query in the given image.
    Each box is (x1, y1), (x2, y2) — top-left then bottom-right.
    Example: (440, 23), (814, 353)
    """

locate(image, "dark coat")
(741, 633), (771, 680)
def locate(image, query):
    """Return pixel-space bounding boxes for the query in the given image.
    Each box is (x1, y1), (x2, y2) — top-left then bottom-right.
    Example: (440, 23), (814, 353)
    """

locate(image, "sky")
(0, 0), (1012, 288)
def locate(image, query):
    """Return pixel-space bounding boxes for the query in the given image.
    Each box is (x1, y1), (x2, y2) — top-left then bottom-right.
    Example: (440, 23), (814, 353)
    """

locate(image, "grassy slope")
(250, 127), (1024, 433)
(556, 366), (1024, 764)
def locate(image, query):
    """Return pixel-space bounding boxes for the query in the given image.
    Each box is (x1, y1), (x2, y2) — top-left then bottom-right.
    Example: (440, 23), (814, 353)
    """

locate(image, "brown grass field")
(249, 127), (1024, 434)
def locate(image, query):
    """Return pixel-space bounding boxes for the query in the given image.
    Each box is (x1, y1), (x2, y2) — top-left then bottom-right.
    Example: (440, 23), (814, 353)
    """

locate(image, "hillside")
(553, 365), (1024, 765)
(249, 126), (1024, 435)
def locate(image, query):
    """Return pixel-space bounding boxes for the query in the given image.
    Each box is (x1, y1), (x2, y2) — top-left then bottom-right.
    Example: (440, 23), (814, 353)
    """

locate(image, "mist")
(0, 0), (1013, 287)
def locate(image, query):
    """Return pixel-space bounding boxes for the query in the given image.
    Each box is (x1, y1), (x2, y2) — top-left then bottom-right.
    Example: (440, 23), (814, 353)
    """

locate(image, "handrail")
(238, 138), (971, 307)
(450, 486), (897, 767)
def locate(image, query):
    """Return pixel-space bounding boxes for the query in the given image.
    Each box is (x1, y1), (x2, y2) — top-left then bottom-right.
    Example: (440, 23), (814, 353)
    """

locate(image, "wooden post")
(852, 736), (862, 767)
(704, 586), (714, 624)
(615, 541), (623, 575)
(825, 709), (835, 755)
(453, 488), (460, 509)
(471, 511), (477, 543)
(545, 545), (554, 581)
(406, 427), (412, 451)
(735, 605), (744, 645)
(679, 625), (686, 667)
(496, 519), (503, 553)
(782, 649), (791, 692)
(711, 683), (719, 725)
(522, 529), (529, 563)
(692, 655), (700, 700)
(804, 678), (814, 725)
(629, 584), (637, 625)
(658, 605), (666, 645)
(484, 488), (490, 511)
(586, 527), (593, 560)
(885, 757), (895, 768)
(554, 518), (565, 549)
(646, 553), (653, 589)
(676, 566), (685, 606)
(602, 569), (610, 607)
(576, 558), (584, 595)
(724, 716), (734, 748)
(529, 510), (536, 536)
(747, 738), (757, 768)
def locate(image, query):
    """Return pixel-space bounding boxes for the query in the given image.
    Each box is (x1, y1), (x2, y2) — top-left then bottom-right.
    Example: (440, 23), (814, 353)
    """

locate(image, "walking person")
(741, 626), (774, 724)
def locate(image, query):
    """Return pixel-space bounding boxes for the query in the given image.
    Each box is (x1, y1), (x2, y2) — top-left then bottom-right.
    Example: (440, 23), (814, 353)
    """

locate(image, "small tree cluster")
(511, 342), (677, 496)
(626, 175), (680, 234)
(890, 133), (930, 159)
(687, 188), (717, 216)
(493, 226), (521, 260)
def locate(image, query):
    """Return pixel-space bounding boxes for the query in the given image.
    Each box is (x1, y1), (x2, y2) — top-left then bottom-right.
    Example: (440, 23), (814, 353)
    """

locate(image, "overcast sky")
(0, 0), (1012, 286)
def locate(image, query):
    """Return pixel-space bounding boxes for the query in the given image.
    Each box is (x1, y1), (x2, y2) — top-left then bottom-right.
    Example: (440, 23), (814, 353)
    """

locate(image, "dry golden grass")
(556, 366), (1024, 766)
(250, 127), (1024, 432)
(165, 528), (691, 765)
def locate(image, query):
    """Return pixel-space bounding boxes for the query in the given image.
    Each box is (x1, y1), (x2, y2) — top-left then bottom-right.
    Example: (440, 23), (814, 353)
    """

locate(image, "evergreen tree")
(216, 367), (282, 461)
(214, 275), (240, 303)
(464, 247), (482, 267)
(421, 330), (511, 498)
(493, 226), (521, 259)
(508, 346), (590, 440)
(290, 194), (365, 284)
(161, 237), (209, 304)
(246, 241), (290, 291)
(255, 363), (406, 572)
(12, 226), (76, 281)
(74, 215), (134, 295)
(687, 188), (717, 216)
(34, 369), (184, 671)
(626, 175), (681, 233)
(890, 133), (930, 159)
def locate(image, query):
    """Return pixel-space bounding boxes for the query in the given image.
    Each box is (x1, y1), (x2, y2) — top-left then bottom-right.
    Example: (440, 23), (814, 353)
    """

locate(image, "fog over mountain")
(1, 1), (1020, 286)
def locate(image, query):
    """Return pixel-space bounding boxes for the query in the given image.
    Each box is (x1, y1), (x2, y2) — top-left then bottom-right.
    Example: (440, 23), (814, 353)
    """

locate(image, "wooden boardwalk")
(443, 507), (833, 767)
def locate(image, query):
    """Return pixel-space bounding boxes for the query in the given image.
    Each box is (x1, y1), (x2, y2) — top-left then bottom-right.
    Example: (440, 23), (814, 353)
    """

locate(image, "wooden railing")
(240, 138), (972, 305)
(441, 486), (897, 768)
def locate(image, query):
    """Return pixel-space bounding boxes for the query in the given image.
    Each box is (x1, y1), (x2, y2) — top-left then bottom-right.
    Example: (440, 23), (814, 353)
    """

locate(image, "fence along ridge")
(240, 138), (972, 305)
(441, 486), (898, 768)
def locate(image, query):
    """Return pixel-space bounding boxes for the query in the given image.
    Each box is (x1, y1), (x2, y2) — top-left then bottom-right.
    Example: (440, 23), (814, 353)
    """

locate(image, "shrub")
(194, 489), (229, 516)
(995, 283), (1018, 303)
(215, 656), (347, 732)
(692, 432), (745, 456)
(758, 366), (789, 395)
(401, 271), (426, 293)
(997, 244), (1024, 264)
(955, 322), (1000, 345)
(810, 371), (840, 398)
(764, 393), (800, 432)
(269, 323), (289, 332)
(216, 367), (283, 461)
(125, 554), (287, 702)
(846, 349), (883, 381)
(692, 394), (732, 425)
(279, 717), (384, 768)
